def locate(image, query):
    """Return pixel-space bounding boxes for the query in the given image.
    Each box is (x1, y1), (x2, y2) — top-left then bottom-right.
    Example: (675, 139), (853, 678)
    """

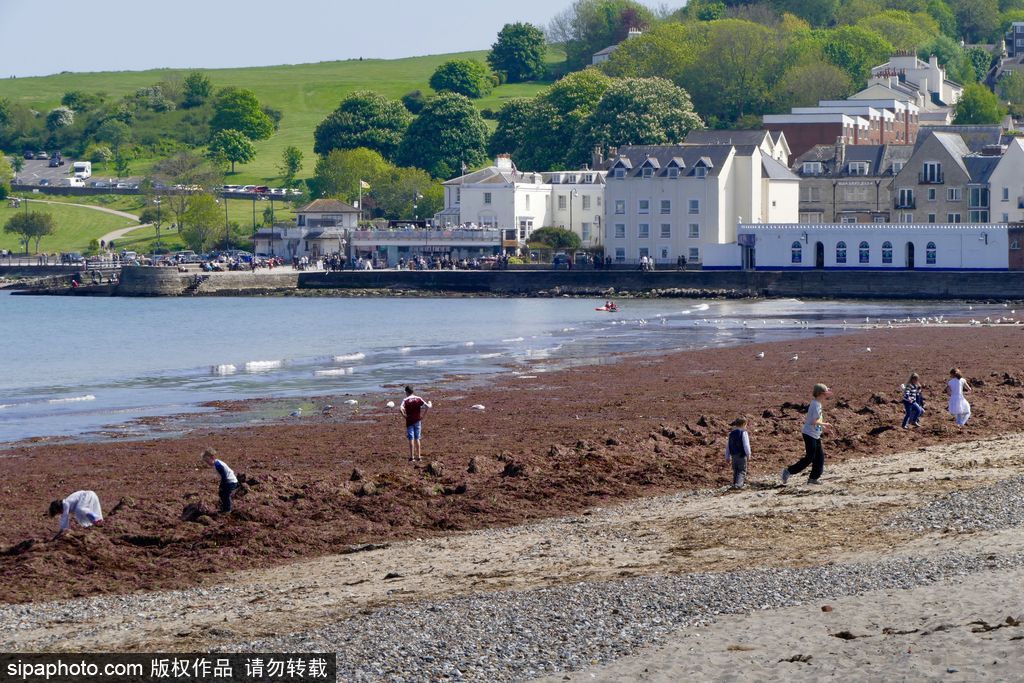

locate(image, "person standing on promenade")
(901, 373), (924, 429)
(946, 368), (973, 428)
(49, 490), (103, 537)
(725, 417), (752, 489)
(401, 386), (432, 463)
(202, 448), (239, 513)
(781, 383), (832, 485)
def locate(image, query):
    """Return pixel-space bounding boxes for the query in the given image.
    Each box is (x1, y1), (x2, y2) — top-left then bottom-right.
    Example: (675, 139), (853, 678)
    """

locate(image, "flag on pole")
(359, 180), (370, 189)
(461, 161), (467, 174)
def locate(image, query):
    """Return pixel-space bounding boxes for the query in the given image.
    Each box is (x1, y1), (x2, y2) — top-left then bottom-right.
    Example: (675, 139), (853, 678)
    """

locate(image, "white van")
(60, 177), (85, 187)
(72, 161), (92, 179)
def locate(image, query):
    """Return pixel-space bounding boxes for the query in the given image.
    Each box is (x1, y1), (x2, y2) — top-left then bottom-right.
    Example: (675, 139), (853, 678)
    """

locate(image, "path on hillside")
(21, 198), (147, 246)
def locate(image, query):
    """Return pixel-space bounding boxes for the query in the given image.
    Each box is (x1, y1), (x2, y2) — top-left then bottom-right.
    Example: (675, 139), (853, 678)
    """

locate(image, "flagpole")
(358, 182), (363, 223)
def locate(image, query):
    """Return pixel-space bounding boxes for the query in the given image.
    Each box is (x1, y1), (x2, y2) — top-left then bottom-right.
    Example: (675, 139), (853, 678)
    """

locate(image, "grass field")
(0, 200), (138, 254)
(0, 48), (562, 185)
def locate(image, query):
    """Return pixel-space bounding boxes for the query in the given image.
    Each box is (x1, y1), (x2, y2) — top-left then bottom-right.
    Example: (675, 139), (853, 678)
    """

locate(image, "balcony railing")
(894, 198), (916, 209)
(918, 171), (944, 184)
(350, 229), (502, 242)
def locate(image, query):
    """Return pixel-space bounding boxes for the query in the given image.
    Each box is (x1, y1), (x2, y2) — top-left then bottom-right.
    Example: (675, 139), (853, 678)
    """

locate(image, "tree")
(182, 71), (213, 108)
(372, 165), (441, 219)
(84, 143), (113, 165)
(96, 119), (132, 151)
(926, 0), (958, 37)
(397, 93), (488, 178)
(600, 22), (705, 83)
(207, 129), (256, 173)
(548, 0), (657, 70)
(954, 83), (1008, 123)
(0, 98), (10, 130)
(60, 91), (103, 112)
(997, 69), (1024, 105)
(572, 77), (703, 160)
(152, 151), (223, 233)
(489, 98), (536, 156)
(528, 227), (582, 251)
(951, 0), (1000, 43)
(771, 0), (839, 27)
(211, 87), (274, 140)
(310, 147), (391, 201)
(401, 90), (427, 114)
(964, 46), (993, 82)
(278, 146), (304, 184)
(429, 60), (495, 98)
(46, 106), (74, 132)
(772, 62), (854, 110)
(180, 193), (224, 252)
(820, 25), (894, 82)
(487, 22), (547, 82)
(857, 11), (938, 51)
(114, 153), (131, 178)
(313, 91), (411, 160)
(4, 211), (55, 254)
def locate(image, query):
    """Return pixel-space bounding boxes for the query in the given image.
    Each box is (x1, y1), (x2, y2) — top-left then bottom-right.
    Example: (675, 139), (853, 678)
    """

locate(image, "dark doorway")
(742, 245), (756, 270)
(906, 242), (915, 270)
(815, 241), (825, 269)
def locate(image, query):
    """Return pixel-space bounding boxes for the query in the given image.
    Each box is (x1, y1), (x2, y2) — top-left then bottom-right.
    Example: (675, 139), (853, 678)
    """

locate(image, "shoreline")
(2, 326), (1024, 604)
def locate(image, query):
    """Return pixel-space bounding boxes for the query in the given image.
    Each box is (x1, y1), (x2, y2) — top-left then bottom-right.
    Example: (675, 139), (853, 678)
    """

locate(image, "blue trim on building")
(752, 266), (1010, 272)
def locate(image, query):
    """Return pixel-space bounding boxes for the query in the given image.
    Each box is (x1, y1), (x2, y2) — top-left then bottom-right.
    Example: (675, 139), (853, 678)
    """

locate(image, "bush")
(401, 90), (426, 114)
(428, 60), (495, 99)
(0, 181), (8, 200)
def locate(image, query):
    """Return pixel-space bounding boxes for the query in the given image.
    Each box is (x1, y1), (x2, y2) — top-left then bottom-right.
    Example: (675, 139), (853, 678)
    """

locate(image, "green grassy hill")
(0, 200), (137, 254)
(0, 49), (560, 185)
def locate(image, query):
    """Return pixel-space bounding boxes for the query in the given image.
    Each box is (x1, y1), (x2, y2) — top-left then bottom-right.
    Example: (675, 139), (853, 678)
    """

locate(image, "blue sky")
(0, 0), (681, 78)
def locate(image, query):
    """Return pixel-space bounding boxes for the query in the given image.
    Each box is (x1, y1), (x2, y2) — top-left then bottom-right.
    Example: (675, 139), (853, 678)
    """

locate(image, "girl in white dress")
(945, 367), (973, 427)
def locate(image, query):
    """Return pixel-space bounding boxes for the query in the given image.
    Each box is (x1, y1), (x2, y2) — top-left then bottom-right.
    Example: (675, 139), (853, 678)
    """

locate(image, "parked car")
(288, 188), (303, 195)
(38, 178), (50, 186)
(60, 252), (85, 265)
(240, 185), (256, 193)
(92, 180), (110, 188)
(35, 151), (49, 160)
(268, 188), (286, 195)
(221, 184), (242, 192)
(23, 150), (34, 159)
(253, 186), (269, 194)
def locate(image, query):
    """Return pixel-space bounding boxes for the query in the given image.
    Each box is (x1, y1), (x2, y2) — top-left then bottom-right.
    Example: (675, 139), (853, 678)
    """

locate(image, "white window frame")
(688, 223), (699, 238)
(614, 223), (626, 239)
(660, 199), (671, 215)
(688, 247), (700, 262)
(659, 223), (671, 238)
(688, 199), (700, 214)
(802, 161), (822, 175)
(614, 200), (626, 215)
(638, 223), (650, 239)
(638, 199), (650, 214)
(484, 192), (492, 205)
(947, 187), (962, 201)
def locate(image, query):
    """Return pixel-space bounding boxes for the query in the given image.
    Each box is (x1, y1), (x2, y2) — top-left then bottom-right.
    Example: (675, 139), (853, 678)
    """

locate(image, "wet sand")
(2, 326), (1024, 604)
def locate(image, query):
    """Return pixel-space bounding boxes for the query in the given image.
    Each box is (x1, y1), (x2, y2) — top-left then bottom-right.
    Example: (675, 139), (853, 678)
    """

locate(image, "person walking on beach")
(725, 417), (752, 489)
(901, 373), (924, 429)
(202, 448), (239, 513)
(781, 383), (832, 485)
(946, 368), (973, 428)
(49, 490), (103, 537)
(401, 386), (432, 463)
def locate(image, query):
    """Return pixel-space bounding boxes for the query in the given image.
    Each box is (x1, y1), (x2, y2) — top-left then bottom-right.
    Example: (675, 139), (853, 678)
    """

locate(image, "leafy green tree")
(278, 145), (303, 183)
(0, 98), (9, 130)
(310, 147), (391, 201)
(954, 82), (1008, 123)
(397, 93), (488, 179)
(964, 46), (994, 82)
(601, 22), (704, 82)
(96, 119), (132, 151)
(528, 227), (582, 251)
(152, 151), (223, 233)
(84, 143), (113, 165)
(262, 105), (282, 131)
(548, 0), (657, 70)
(997, 69), (1024, 104)
(401, 90), (427, 114)
(182, 71), (213, 108)
(211, 87), (274, 140)
(46, 106), (74, 132)
(772, 62), (854, 110)
(820, 25), (894, 82)
(771, 0), (839, 27)
(313, 91), (411, 160)
(10, 155), (23, 175)
(373, 166), (442, 219)
(60, 91), (103, 112)
(572, 77), (703, 161)
(207, 129), (255, 173)
(489, 98), (536, 156)
(952, 0), (1000, 42)
(429, 60), (496, 98)
(181, 193), (224, 252)
(857, 11), (937, 51)
(113, 153), (131, 178)
(487, 22), (547, 82)
(4, 211), (55, 254)
(926, 0), (958, 36)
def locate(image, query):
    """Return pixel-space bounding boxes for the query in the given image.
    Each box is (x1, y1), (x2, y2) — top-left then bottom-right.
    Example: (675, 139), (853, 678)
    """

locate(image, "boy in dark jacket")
(202, 448), (238, 513)
(725, 417), (752, 488)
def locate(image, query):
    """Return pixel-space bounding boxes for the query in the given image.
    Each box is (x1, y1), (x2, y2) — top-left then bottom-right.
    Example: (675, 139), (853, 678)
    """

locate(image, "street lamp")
(153, 198), (162, 252)
(569, 188), (578, 238)
(223, 196), (230, 251)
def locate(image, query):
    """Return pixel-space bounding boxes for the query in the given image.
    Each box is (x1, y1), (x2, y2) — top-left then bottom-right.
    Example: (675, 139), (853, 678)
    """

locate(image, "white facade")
(871, 53), (962, 107)
(602, 145), (799, 265)
(544, 170), (606, 248)
(703, 223), (1010, 270)
(982, 139), (1024, 224)
(255, 198), (360, 258)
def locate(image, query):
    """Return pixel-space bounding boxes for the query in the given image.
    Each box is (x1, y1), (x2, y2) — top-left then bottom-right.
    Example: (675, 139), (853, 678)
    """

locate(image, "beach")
(2, 324), (1024, 678)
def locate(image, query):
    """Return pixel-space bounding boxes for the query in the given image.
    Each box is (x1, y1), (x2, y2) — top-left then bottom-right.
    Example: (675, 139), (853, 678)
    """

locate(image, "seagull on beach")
(471, 404), (486, 411)
(289, 409), (302, 417)
(386, 400), (395, 408)
(865, 347), (872, 352)
(344, 399), (358, 405)
(756, 351), (765, 359)
(790, 354), (799, 361)
(321, 404), (334, 415)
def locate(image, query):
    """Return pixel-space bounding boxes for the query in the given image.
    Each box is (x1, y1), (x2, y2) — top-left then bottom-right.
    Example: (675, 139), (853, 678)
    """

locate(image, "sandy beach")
(3, 324), (1024, 679)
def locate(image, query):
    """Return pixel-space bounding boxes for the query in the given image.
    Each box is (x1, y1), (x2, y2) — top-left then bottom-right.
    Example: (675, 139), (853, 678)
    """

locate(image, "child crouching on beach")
(202, 448), (238, 513)
(725, 417), (752, 488)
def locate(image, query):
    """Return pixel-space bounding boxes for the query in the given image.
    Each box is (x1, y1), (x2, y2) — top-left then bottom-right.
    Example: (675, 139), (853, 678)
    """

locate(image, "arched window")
(836, 241), (847, 264)
(791, 241), (802, 264)
(882, 241), (893, 264)
(859, 241), (870, 264)
(926, 241), (937, 265)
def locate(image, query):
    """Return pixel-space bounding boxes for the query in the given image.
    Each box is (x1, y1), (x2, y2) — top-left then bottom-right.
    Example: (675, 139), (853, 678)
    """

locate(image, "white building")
(601, 144), (800, 266)
(704, 223), (1015, 271)
(981, 138), (1024, 224)
(254, 198), (359, 258)
(870, 52), (963, 110)
(437, 155), (607, 249)
(350, 228), (503, 262)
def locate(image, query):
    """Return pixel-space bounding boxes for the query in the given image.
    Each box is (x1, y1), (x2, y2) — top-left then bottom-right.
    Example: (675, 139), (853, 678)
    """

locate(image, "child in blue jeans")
(202, 448), (238, 513)
(725, 417), (752, 488)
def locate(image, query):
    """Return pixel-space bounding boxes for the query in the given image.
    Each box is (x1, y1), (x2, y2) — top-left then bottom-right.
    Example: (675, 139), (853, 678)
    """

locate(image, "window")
(897, 188), (914, 208)
(695, 166), (707, 178)
(638, 199), (650, 214)
(947, 213), (962, 223)
(582, 195), (591, 210)
(926, 241), (937, 265)
(1003, 187), (1010, 201)
(688, 199), (699, 214)
(638, 247), (650, 259)
(892, 161), (905, 173)
(969, 187), (989, 208)
(1011, 240), (1021, 250)
(567, 174), (577, 184)
(688, 223), (700, 238)
(969, 210), (989, 223)
(668, 167), (679, 179)
(928, 213), (936, 223)
(791, 241), (803, 264)
(882, 241), (893, 264)
(872, 215), (886, 223)
(614, 248), (626, 263)
(597, 196), (601, 206)
(297, 214), (306, 227)
(859, 241), (870, 264)
(558, 195), (566, 210)
(638, 223), (650, 238)
(642, 167), (654, 178)
(840, 215), (858, 224)
(922, 161), (942, 183)
(614, 223), (626, 239)
(800, 186), (822, 202)
(613, 168), (625, 179)
(802, 162), (822, 175)
(484, 192), (492, 205)
(518, 219), (533, 240)
(660, 200), (672, 215)
(583, 174), (593, 183)
(660, 223), (671, 238)
(928, 188), (936, 201)
(947, 187), (962, 201)
(1003, 213), (1010, 223)
(582, 223), (591, 241)
(836, 241), (847, 264)
(455, 188), (461, 203)
(901, 212), (914, 223)
(614, 200), (625, 215)
(799, 212), (824, 223)
(844, 185), (869, 202)
(525, 195), (530, 209)
(660, 247), (669, 259)
(848, 161), (869, 176)
(688, 247), (700, 262)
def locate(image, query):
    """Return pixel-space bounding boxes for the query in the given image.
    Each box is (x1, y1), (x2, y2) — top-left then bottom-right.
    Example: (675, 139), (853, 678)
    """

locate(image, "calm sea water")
(0, 292), (987, 444)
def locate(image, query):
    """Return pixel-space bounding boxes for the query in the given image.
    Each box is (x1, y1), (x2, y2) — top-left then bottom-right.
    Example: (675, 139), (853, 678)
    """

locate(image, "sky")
(0, 0), (682, 78)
